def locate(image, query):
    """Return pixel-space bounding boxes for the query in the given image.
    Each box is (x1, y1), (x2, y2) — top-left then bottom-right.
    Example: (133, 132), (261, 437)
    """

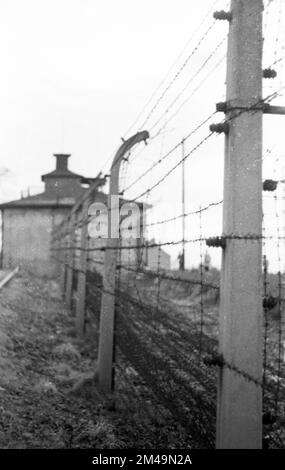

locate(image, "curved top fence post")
(97, 131), (149, 393)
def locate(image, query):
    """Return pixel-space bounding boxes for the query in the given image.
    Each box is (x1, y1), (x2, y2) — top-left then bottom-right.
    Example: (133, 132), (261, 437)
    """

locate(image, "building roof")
(41, 169), (84, 181)
(0, 192), (77, 209)
(0, 153), (107, 210)
(0, 191), (151, 210)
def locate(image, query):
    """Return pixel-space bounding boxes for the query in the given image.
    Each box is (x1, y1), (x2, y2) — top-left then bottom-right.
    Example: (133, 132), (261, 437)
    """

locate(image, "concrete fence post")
(216, 0), (263, 449)
(75, 197), (90, 337)
(65, 212), (76, 308)
(97, 131), (149, 393)
(59, 223), (67, 294)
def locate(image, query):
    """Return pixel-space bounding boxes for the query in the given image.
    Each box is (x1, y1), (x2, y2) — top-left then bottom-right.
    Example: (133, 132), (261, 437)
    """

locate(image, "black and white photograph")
(0, 0), (284, 459)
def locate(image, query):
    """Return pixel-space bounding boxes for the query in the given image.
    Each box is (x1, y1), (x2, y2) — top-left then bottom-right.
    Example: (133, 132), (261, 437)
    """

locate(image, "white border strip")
(0, 266), (19, 290)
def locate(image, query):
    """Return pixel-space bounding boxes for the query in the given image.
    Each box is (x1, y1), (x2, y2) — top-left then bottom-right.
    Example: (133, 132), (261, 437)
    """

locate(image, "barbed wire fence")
(51, 0), (285, 449)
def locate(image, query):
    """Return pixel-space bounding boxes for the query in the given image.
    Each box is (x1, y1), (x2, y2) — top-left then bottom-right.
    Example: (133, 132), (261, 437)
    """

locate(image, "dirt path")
(0, 272), (123, 449)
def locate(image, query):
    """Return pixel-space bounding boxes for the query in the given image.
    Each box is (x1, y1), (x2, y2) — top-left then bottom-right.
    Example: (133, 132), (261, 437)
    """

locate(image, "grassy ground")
(0, 271), (195, 448)
(0, 272), (130, 448)
(0, 269), (284, 448)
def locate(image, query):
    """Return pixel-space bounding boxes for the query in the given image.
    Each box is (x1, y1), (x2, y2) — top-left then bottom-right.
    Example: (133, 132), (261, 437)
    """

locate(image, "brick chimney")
(54, 154), (71, 172)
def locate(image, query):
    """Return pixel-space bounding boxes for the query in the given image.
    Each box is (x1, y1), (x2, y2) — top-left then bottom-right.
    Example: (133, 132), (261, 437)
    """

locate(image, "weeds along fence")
(51, 0), (285, 449)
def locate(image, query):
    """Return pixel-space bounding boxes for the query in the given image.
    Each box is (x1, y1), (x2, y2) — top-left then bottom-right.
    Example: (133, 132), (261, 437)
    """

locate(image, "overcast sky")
(0, 0), (224, 197)
(0, 0), (284, 270)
